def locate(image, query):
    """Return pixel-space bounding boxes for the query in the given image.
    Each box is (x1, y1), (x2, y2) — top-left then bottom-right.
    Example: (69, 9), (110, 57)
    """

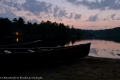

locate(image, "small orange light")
(16, 37), (19, 42)
(16, 32), (19, 35)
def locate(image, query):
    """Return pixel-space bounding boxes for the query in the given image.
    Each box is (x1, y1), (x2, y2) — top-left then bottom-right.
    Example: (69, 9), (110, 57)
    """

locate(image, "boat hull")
(0, 43), (91, 68)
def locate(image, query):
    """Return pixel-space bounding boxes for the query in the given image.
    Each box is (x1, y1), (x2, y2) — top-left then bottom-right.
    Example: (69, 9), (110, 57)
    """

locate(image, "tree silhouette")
(0, 17), (12, 35)
(0, 17), (82, 38)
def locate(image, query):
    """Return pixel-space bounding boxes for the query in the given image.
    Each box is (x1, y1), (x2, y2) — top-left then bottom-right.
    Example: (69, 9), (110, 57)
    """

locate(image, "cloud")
(117, 18), (120, 20)
(103, 16), (109, 21)
(103, 14), (117, 21)
(69, 13), (74, 19)
(112, 17), (120, 21)
(2, 0), (23, 11)
(0, 10), (27, 22)
(22, 0), (53, 15)
(110, 14), (116, 20)
(0, 10), (17, 20)
(23, 0), (83, 21)
(103, 18), (108, 21)
(0, 0), (84, 22)
(22, 0), (68, 19)
(74, 14), (81, 20)
(26, 13), (32, 16)
(53, 6), (59, 18)
(86, 14), (99, 22)
(66, 13), (74, 19)
(58, 9), (67, 18)
(66, 0), (120, 10)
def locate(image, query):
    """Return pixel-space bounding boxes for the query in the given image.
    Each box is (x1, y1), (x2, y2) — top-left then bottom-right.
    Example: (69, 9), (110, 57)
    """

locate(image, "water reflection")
(16, 37), (19, 42)
(72, 40), (120, 59)
(14, 37), (24, 43)
(40, 36), (120, 59)
(1, 36), (120, 59)
(90, 48), (99, 56)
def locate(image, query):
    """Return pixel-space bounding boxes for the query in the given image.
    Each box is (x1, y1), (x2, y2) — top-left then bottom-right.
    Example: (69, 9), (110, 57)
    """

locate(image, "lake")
(72, 39), (120, 59)
(1, 36), (120, 59)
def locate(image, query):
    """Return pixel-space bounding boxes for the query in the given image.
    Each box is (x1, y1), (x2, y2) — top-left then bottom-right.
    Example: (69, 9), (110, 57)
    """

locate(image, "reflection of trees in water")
(90, 48), (99, 56)
(40, 36), (93, 47)
(90, 48), (118, 56)
(71, 35), (120, 44)
(40, 37), (71, 47)
(14, 37), (24, 43)
(0, 37), (22, 45)
(89, 36), (120, 43)
(0, 36), (92, 47)
(0, 37), (40, 45)
(40, 36), (94, 47)
(110, 50), (115, 56)
(70, 37), (81, 45)
(16, 36), (91, 47)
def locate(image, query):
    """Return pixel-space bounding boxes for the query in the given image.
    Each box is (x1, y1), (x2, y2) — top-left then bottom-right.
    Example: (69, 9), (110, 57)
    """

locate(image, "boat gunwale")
(0, 43), (91, 54)
(0, 43), (91, 50)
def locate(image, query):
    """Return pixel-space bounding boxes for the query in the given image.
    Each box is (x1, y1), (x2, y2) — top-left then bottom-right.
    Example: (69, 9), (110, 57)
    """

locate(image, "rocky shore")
(1, 56), (120, 80)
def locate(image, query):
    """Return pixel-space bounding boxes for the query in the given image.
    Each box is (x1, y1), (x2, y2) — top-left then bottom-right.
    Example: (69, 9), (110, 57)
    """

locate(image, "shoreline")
(1, 56), (120, 80)
(86, 56), (120, 63)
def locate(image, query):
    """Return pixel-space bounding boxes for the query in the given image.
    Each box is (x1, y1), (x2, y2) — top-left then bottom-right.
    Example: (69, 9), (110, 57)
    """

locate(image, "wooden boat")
(0, 40), (41, 48)
(0, 43), (91, 65)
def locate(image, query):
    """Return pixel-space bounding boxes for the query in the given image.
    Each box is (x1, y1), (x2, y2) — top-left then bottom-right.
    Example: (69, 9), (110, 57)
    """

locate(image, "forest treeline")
(0, 17), (82, 38)
(88, 27), (120, 36)
(75, 27), (120, 36)
(0, 17), (120, 38)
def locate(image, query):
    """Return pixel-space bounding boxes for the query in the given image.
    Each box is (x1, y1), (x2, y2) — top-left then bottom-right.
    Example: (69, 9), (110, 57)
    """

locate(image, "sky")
(0, 0), (120, 30)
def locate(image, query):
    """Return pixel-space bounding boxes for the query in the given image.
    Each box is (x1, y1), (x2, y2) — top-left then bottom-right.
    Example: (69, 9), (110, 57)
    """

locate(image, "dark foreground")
(1, 56), (120, 80)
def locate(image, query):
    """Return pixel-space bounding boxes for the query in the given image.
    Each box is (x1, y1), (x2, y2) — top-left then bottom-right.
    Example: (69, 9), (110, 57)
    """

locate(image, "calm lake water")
(1, 36), (120, 59)
(72, 40), (120, 59)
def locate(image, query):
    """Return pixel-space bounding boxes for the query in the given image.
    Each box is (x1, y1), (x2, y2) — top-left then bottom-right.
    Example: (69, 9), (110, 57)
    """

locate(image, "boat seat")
(38, 48), (50, 51)
(4, 50), (12, 54)
(41, 49), (51, 51)
(38, 47), (52, 51)
(28, 49), (35, 52)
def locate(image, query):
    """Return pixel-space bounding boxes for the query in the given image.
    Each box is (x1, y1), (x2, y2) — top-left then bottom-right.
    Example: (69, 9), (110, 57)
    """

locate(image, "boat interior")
(0, 43), (90, 54)
(0, 48), (52, 54)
